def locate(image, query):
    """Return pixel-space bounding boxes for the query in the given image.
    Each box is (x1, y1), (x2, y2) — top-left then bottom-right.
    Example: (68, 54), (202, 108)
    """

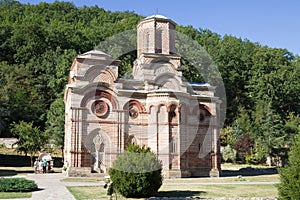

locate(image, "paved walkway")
(12, 173), (104, 200)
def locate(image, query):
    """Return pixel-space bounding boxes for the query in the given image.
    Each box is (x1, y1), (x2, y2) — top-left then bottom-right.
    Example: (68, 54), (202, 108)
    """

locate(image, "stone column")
(210, 117), (220, 177)
(157, 105), (170, 170)
(148, 106), (158, 154)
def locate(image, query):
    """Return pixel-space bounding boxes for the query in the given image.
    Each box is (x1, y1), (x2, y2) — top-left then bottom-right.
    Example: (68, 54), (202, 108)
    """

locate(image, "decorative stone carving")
(155, 65), (174, 75)
(93, 133), (106, 173)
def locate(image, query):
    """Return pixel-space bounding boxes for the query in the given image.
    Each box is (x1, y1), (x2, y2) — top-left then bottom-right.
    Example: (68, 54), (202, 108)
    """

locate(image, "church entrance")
(93, 133), (106, 173)
(84, 129), (110, 173)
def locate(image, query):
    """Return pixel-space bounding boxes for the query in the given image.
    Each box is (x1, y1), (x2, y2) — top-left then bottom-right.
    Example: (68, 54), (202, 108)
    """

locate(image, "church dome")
(144, 14), (169, 20)
(141, 14), (176, 26)
(77, 50), (114, 61)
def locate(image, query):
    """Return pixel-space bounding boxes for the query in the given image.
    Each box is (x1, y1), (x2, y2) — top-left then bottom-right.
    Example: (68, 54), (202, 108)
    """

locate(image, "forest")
(0, 0), (299, 164)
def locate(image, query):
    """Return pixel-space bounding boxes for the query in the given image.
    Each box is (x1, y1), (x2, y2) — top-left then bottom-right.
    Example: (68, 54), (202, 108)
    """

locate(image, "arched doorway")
(84, 129), (110, 173)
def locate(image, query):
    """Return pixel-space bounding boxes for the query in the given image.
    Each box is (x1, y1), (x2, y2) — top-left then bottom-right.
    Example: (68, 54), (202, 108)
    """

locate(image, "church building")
(64, 15), (221, 177)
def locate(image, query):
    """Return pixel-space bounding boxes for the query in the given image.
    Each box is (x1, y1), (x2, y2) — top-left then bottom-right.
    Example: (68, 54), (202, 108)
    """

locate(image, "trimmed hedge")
(109, 143), (163, 198)
(0, 178), (37, 192)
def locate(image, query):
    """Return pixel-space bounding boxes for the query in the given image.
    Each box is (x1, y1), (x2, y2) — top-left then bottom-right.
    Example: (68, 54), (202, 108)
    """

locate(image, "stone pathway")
(11, 173), (104, 200)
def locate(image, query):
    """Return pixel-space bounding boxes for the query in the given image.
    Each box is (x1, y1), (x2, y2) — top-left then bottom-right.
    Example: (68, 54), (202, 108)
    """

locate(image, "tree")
(220, 126), (234, 146)
(45, 95), (65, 157)
(10, 121), (48, 166)
(284, 113), (300, 147)
(109, 143), (162, 198)
(252, 100), (285, 165)
(0, 62), (46, 131)
(232, 134), (254, 162)
(278, 129), (300, 199)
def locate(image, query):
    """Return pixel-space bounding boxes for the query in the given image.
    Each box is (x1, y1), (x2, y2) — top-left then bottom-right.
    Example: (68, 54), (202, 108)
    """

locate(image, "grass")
(221, 162), (273, 170)
(0, 192), (32, 199)
(0, 147), (18, 155)
(61, 177), (104, 182)
(66, 163), (280, 199)
(67, 186), (139, 200)
(67, 183), (278, 199)
(164, 174), (280, 184)
(159, 183), (278, 198)
(0, 146), (63, 157)
(67, 186), (106, 200)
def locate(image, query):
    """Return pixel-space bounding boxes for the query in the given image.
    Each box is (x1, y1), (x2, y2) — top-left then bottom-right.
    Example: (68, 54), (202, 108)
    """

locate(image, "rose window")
(92, 100), (109, 118)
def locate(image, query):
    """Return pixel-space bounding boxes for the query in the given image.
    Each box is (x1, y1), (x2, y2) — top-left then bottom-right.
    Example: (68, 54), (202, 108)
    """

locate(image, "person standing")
(42, 159), (47, 174)
(33, 159), (39, 174)
(39, 160), (43, 173)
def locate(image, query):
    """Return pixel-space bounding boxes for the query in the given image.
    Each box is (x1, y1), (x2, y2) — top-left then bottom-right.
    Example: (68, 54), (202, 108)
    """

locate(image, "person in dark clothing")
(42, 159), (47, 174)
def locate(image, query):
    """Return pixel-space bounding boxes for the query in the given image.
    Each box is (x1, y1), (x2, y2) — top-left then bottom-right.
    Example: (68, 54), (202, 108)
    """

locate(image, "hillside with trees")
(0, 0), (299, 165)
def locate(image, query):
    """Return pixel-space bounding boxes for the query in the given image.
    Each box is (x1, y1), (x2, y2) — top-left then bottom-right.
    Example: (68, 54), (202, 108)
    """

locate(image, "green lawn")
(67, 186), (125, 200)
(221, 163), (273, 170)
(66, 165), (280, 199)
(61, 177), (103, 182)
(163, 174), (280, 184)
(159, 183), (278, 198)
(67, 181), (278, 199)
(0, 192), (31, 199)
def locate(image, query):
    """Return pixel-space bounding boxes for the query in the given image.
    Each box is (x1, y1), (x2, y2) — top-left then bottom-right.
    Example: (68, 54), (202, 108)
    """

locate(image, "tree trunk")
(61, 147), (64, 165)
(30, 155), (33, 167)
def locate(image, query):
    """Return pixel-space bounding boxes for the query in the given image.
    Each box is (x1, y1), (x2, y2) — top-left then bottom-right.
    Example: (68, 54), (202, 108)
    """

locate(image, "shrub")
(245, 143), (266, 164)
(109, 143), (163, 198)
(222, 145), (236, 163)
(0, 178), (37, 192)
(232, 133), (254, 162)
(278, 131), (300, 199)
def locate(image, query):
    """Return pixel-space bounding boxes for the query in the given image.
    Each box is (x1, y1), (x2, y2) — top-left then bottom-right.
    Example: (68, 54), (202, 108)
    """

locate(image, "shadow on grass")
(0, 170), (17, 176)
(221, 167), (278, 177)
(0, 169), (33, 177)
(154, 190), (205, 198)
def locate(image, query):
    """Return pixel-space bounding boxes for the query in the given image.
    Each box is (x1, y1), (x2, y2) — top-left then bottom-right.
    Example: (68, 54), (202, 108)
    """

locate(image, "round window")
(129, 106), (139, 119)
(92, 100), (109, 118)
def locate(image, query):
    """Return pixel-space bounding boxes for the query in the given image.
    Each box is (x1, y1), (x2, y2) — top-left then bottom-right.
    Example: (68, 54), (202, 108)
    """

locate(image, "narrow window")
(171, 137), (177, 153)
(99, 142), (105, 164)
(155, 29), (162, 53)
(147, 32), (151, 51)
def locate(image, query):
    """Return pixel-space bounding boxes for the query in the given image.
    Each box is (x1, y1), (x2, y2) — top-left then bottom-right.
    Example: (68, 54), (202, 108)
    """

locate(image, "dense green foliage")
(278, 129), (300, 199)
(0, 0), (142, 151)
(109, 143), (162, 198)
(45, 95), (65, 155)
(0, 178), (37, 192)
(0, 1), (299, 164)
(10, 121), (48, 165)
